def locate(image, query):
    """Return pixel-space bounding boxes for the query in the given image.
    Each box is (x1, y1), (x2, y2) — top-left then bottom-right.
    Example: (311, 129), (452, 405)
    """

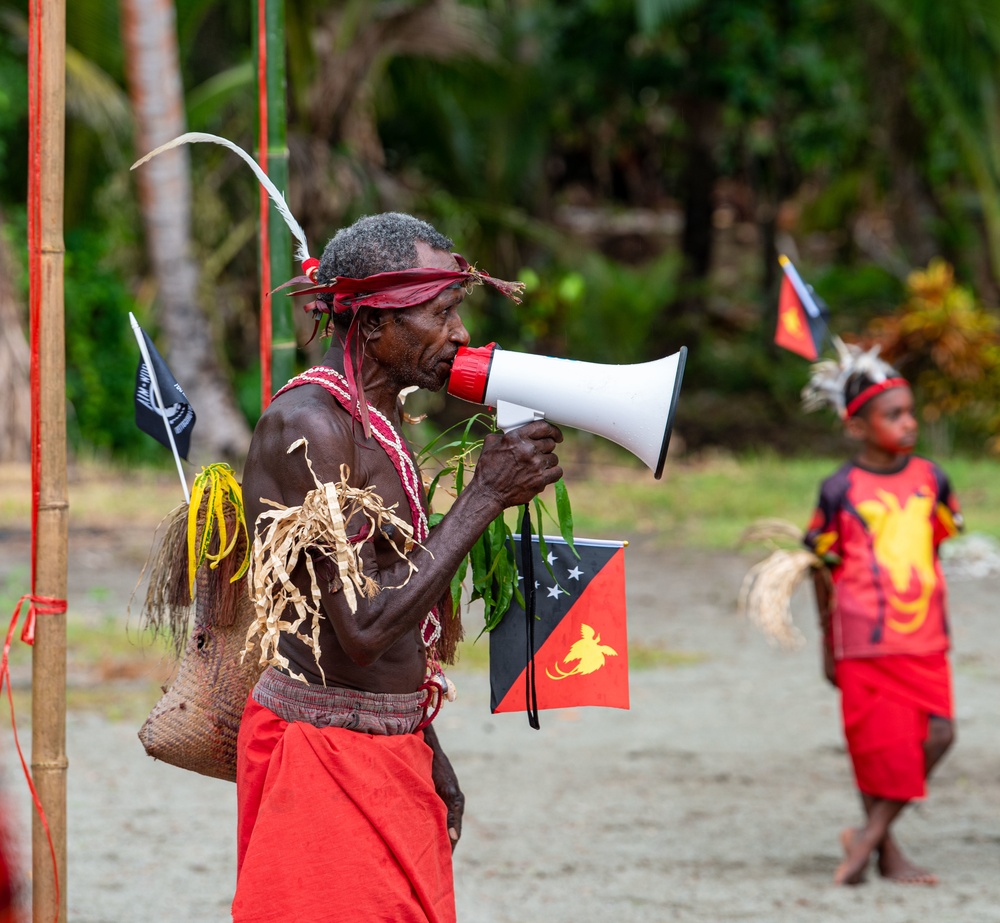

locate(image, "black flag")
(134, 328), (196, 460)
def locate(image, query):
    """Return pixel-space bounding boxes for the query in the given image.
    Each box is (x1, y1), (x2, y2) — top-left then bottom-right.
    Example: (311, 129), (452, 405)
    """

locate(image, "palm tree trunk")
(0, 208), (31, 463)
(120, 0), (251, 463)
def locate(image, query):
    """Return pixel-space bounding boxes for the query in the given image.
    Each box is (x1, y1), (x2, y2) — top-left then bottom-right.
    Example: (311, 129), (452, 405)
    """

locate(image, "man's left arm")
(423, 724), (464, 852)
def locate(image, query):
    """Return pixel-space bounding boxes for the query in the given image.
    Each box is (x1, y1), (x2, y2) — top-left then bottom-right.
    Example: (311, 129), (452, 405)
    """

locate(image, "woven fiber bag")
(138, 564), (263, 782)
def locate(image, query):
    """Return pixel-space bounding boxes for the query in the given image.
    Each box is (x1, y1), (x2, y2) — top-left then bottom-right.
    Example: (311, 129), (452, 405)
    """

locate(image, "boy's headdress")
(801, 336), (907, 419)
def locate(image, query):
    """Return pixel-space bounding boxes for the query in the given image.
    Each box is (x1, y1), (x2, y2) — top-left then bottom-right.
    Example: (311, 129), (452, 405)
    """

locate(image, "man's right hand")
(473, 421), (564, 509)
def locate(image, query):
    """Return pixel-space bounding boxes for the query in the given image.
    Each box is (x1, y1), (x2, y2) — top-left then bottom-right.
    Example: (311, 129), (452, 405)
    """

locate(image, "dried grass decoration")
(737, 518), (825, 650)
(244, 437), (423, 683)
(134, 462), (251, 654)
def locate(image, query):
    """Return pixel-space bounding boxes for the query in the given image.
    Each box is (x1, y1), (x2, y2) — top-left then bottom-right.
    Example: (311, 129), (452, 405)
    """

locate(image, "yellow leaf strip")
(186, 463), (251, 595)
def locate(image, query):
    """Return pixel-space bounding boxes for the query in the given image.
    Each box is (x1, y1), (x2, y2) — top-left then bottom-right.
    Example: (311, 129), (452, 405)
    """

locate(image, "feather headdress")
(801, 336), (903, 419)
(131, 133), (524, 438)
(132, 131), (319, 279)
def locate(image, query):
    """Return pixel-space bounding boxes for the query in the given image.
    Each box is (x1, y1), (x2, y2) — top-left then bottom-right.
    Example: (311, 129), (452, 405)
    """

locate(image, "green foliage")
(567, 449), (1000, 548)
(1, 209), (162, 461)
(0, 27), (27, 190)
(419, 414), (576, 632)
(864, 259), (1000, 452)
(5, 0), (1000, 462)
(63, 227), (168, 460)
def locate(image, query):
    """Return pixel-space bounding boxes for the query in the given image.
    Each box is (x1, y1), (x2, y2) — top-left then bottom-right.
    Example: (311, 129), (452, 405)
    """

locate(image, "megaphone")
(447, 343), (687, 479)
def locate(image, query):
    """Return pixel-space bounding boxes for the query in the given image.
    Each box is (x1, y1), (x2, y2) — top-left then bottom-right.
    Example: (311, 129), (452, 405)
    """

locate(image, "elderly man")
(232, 213), (563, 922)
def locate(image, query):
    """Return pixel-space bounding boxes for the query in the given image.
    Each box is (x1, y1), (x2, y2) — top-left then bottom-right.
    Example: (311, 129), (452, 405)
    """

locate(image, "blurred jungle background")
(3, 0), (1000, 468)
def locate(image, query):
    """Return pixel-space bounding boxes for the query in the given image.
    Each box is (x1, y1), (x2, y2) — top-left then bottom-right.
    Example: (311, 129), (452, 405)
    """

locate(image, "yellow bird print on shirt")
(855, 488), (936, 634)
(546, 624), (618, 680)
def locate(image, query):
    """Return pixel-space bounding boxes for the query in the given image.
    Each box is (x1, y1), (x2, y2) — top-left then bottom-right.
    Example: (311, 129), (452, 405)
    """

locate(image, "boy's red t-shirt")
(804, 455), (962, 660)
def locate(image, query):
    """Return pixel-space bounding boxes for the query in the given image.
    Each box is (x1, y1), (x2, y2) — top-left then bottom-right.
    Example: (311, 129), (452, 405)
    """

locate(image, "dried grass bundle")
(245, 438), (422, 683)
(738, 548), (821, 650)
(434, 588), (464, 667)
(737, 517), (823, 650)
(199, 508), (249, 629)
(132, 471), (252, 656)
(131, 503), (194, 658)
(738, 518), (808, 548)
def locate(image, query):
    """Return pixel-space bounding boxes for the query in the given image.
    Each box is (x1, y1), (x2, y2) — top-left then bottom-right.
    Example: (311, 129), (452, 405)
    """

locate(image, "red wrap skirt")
(232, 696), (456, 923)
(836, 652), (953, 802)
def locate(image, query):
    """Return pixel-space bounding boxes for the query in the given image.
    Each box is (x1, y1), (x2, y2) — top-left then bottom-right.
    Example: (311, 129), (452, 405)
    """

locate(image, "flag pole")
(129, 313), (190, 504)
(255, 0), (293, 409)
(778, 255), (822, 319)
(28, 0), (68, 917)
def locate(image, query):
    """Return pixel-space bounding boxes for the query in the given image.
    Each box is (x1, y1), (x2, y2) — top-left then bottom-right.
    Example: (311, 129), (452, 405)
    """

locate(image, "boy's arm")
(811, 566), (836, 687)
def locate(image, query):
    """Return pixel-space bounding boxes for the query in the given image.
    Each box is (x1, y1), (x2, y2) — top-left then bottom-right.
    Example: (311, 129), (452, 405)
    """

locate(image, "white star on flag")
(567, 566), (583, 580)
(546, 584), (565, 599)
(546, 551), (557, 566)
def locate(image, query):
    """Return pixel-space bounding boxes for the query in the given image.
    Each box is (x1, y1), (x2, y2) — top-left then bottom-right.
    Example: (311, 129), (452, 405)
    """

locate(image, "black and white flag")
(133, 327), (196, 460)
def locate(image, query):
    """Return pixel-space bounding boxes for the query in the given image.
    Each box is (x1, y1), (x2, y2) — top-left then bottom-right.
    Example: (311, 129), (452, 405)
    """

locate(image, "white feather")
(131, 132), (312, 264)
(801, 335), (898, 416)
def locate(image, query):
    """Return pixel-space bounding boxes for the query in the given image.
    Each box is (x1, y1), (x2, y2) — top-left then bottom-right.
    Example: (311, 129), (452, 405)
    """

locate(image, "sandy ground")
(1, 524), (1000, 923)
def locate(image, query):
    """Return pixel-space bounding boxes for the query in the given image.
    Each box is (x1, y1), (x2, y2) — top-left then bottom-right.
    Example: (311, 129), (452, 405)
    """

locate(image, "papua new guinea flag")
(490, 536), (629, 714)
(775, 255), (829, 361)
(134, 327), (196, 460)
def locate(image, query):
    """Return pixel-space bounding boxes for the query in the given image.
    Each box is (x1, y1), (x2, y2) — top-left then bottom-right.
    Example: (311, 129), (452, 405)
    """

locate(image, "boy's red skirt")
(232, 696), (456, 923)
(836, 652), (953, 802)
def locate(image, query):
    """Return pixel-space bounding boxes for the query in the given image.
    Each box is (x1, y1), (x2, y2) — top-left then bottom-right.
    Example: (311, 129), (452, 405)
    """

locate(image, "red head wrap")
(279, 255), (524, 438)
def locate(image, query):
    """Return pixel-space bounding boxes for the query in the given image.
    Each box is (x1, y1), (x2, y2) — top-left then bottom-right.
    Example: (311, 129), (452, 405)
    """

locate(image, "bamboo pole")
(28, 0), (68, 918)
(256, 0), (294, 407)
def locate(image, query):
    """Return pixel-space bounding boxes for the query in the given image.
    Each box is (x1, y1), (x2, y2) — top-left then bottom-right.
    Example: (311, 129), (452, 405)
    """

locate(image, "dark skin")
(241, 241), (564, 852)
(812, 385), (955, 885)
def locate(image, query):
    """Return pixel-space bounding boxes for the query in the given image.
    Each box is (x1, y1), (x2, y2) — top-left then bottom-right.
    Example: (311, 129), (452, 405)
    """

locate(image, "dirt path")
(2, 530), (999, 922)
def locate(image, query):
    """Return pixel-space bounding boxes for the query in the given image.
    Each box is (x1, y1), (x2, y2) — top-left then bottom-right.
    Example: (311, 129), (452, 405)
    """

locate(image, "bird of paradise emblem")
(546, 624), (618, 680)
(855, 488), (936, 634)
(781, 304), (805, 338)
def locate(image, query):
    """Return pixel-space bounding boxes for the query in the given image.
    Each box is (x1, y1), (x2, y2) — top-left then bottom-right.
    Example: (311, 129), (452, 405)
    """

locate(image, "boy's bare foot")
(877, 838), (939, 885)
(834, 828), (872, 886)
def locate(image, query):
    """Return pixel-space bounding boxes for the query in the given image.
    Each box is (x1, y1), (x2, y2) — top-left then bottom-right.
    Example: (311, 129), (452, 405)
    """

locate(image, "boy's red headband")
(844, 377), (909, 419)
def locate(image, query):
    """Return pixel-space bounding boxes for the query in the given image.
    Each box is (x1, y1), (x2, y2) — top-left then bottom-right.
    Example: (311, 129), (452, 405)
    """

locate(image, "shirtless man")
(231, 213), (563, 923)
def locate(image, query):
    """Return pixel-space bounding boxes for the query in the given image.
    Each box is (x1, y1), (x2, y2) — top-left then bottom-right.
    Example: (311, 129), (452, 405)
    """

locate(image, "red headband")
(844, 377), (909, 418)
(277, 254), (524, 441)
(287, 254), (524, 314)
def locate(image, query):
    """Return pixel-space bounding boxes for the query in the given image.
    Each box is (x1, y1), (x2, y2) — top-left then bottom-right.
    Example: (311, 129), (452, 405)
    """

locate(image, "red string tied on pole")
(2, 593), (66, 922)
(12, 594), (67, 646)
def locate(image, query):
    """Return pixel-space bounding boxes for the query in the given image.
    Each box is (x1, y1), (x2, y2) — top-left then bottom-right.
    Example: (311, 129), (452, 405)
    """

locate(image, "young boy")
(802, 344), (963, 886)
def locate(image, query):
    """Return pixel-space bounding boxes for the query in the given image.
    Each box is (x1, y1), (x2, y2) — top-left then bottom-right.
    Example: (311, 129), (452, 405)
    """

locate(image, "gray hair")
(317, 212), (453, 283)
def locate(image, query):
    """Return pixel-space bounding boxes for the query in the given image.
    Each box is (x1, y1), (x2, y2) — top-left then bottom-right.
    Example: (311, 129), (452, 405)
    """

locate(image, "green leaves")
(469, 513), (518, 633)
(554, 477), (576, 552)
(421, 417), (576, 631)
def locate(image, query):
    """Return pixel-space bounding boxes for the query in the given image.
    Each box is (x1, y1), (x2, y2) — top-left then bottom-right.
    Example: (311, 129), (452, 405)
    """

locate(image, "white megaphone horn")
(447, 343), (687, 479)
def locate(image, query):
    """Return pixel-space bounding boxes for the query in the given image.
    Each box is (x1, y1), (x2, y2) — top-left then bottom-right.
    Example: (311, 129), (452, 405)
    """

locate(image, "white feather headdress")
(132, 132), (316, 273)
(801, 336), (899, 418)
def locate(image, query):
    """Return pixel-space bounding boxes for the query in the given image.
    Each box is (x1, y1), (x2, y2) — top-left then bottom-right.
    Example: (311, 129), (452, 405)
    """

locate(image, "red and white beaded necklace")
(273, 367), (440, 647)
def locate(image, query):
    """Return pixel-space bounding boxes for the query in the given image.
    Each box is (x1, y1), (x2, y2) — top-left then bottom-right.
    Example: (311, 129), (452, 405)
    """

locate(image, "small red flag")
(490, 537), (629, 715)
(775, 256), (827, 360)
